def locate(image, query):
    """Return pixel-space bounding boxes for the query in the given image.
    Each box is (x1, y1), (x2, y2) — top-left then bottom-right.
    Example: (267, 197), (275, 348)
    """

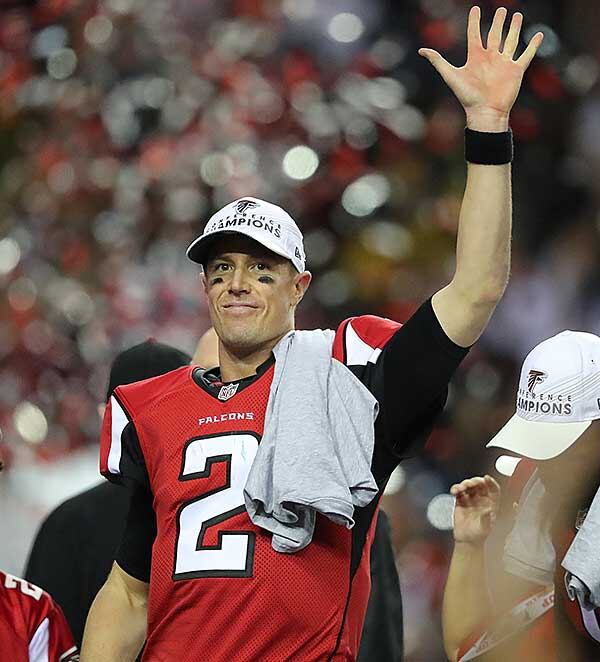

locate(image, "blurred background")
(1, 0), (600, 659)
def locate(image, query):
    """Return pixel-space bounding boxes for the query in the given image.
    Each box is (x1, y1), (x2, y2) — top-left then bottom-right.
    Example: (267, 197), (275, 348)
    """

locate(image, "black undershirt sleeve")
(375, 298), (469, 469)
(115, 482), (156, 583)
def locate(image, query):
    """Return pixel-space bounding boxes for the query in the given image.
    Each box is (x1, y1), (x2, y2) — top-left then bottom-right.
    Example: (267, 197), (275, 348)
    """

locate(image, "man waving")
(82, 8), (543, 661)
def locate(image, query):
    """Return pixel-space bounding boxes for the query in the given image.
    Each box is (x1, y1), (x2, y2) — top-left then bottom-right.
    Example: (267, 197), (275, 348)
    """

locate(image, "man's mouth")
(222, 303), (260, 315)
(223, 303), (259, 309)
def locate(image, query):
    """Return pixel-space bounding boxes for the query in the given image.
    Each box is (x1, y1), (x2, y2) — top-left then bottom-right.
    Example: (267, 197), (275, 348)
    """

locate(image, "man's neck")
(218, 333), (289, 382)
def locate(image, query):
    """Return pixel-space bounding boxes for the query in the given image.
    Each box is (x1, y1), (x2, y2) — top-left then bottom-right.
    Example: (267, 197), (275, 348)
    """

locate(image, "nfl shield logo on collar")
(218, 383), (239, 401)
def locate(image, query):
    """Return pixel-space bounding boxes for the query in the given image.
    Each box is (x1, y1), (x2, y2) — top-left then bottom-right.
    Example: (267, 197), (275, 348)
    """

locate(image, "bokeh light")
(342, 174), (390, 217)
(328, 13), (365, 43)
(84, 16), (114, 47)
(0, 239), (21, 276)
(14, 403), (48, 445)
(426, 494), (455, 531)
(46, 48), (77, 80)
(282, 146), (320, 181)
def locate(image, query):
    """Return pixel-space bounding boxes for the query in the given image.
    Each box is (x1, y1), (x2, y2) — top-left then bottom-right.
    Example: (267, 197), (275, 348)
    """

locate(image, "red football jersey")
(100, 303), (467, 661)
(0, 569), (78, 662)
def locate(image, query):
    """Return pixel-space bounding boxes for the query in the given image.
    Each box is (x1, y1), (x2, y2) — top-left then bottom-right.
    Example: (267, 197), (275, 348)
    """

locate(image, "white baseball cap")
(487, 331), (600, 460)
(186, 197), (306, 272)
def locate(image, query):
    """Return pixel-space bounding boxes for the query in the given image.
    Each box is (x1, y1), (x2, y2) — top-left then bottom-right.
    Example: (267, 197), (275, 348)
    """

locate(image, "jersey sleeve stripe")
(344, 321), (382, 367)
(28, 616), (49, 662)
(108, 395), (128, 475)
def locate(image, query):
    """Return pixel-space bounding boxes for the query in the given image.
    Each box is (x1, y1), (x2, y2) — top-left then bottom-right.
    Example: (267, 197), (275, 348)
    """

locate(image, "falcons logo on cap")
(235, 199), (258, 214)
(527, 369), (547, 393)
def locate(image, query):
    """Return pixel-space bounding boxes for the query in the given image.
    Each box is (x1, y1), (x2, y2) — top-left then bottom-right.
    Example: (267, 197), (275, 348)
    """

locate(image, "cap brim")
(495, 455), (522, 476)
(186, 229), (298, 271)
(486, 414), (591, 460)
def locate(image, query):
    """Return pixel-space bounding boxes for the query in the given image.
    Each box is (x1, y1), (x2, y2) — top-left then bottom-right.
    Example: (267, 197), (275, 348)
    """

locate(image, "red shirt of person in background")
(0, 569), (78, 662)
(0, 455), (78, 661)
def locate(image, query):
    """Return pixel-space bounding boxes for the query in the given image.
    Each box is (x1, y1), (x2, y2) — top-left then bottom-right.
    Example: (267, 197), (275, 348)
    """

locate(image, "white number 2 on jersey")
(173, 433), (259, 580)
(4, 573), (43, 600)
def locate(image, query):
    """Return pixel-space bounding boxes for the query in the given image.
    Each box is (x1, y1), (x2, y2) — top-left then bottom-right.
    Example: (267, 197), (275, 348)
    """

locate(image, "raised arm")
(420, 7), (543, 347)
(80, 562), (148, 661)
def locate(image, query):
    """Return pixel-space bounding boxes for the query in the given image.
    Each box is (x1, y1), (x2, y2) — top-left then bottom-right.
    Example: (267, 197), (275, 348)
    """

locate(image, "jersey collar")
(191, 354), (275, 401)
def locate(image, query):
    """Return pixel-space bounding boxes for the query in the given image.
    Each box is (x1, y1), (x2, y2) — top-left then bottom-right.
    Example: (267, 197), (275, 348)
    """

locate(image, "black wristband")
(465, 128), (513, 165)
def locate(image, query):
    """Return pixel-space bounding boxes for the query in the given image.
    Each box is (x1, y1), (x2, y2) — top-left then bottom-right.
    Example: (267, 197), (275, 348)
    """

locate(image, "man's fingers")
(418, 48), (456, 83)
(483, 474), (501, 495)
(451, 475), (501, 506)
(418, 48), (446, 67)
(455, 491), (478, 506)
(486, 7), (507, 52)
(516, 32), (544, 69)
(452, 477), (484, 492)
(502, 12), (523, 59)
(451, 476), (487, 497)
(467, 6), (483, 53)
(464, 476), (486, 490)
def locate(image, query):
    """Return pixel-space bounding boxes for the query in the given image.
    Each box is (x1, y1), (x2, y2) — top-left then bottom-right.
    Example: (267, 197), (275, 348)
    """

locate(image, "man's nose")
(228, 268), (251, 294)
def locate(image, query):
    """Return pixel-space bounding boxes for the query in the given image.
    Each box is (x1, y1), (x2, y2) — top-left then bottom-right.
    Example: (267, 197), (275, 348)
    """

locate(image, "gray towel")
(503, 471), (556, 585)
(562, 485), (600, 611)
(244, 329), (380, 553)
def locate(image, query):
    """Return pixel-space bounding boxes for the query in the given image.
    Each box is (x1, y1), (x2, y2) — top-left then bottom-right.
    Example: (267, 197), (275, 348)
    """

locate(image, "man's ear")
(293, 271), (312, 306)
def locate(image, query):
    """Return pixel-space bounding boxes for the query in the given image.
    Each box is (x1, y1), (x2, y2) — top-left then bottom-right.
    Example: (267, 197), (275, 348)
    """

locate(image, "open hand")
(419, 6), (544, 131)
(450, 474), (501, 544)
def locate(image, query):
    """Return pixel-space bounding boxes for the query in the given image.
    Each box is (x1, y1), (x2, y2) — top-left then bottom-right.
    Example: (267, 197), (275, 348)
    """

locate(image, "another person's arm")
(420, 7), (543, 347)
(442, 475), (500, 661)
(443, 474), (552, 661)
(81, 562), (148, 661)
